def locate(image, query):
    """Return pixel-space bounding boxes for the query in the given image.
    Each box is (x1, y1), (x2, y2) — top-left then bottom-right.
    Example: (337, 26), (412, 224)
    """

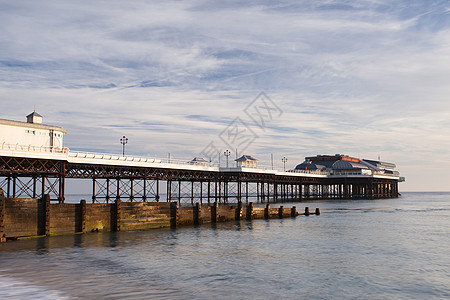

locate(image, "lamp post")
(120, 136), (128, 156)
(224, 149), (231, 168)
(282, 156), (287, 171)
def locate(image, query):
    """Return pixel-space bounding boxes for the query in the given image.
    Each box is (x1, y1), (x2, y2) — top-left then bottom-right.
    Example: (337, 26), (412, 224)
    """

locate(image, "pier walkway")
(0, 143), (400, 203)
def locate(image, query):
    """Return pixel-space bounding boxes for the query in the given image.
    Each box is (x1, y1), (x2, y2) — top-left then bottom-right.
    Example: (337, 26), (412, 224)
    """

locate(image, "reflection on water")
(1, 192), (450, 299)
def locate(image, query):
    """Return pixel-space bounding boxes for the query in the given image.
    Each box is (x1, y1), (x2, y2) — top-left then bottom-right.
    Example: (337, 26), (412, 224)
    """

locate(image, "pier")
(0, 144), (400, 204)
(0, 113), (402, 240)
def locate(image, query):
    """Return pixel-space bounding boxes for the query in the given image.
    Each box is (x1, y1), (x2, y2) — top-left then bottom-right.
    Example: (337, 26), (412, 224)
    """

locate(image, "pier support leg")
(178, 180), (181, 204)
(7, 177), (11, 198)
(58, 177), (65, 203)
(130, 179), (134, 202)
(33, 176), (37, 199)
(106, 179), (110, 203)
(92, 178), (96, 203)
(200, 181), (203, 205)
(207, 181), (211, 204)
(12, 176), (16, 199)
(167, 180), (171, 202)
(246, 182), (249, 203)
(191, 181), (194, 205)
(156, 179), (160, 202)
(116, 179), (120, 201)
(237, 181), (241, 204)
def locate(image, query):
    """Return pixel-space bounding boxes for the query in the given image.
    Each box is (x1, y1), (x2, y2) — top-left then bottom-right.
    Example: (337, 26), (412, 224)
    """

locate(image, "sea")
(1, 192), (449, 299)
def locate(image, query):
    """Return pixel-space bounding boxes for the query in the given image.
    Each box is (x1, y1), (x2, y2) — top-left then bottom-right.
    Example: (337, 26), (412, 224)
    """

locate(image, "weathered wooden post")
(194, 202), (201, 225)
(43, 194), (50, 235)
(170, 201), (179, 228)
(0, 189), (5, 242)
(291, 206), (297, 217)
(235, 202), (242, 221)
(304, 206), (310, 216)
(278, 206), (284, 218)
(246, 202), (254, 220)
(80, 199), (86, 233)
(211, 201), (218, 223)
(264, 204), (270, 219)
(114, 199), (121, 231)
(315, 208), (320, 215)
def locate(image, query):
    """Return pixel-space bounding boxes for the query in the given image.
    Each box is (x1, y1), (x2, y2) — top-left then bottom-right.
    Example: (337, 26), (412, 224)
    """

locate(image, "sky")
(0, 0), (449, 191)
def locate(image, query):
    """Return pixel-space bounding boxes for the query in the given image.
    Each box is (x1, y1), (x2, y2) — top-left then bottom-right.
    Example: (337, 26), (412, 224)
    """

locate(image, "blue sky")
(0, 1), (449, 191)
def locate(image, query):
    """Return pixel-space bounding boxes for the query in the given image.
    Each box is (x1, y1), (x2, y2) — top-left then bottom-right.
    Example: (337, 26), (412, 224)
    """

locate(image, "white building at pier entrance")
(0, 112), (66, 149)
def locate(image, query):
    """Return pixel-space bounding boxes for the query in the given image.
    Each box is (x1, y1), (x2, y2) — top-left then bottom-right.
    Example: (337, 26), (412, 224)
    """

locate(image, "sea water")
(1, 192), (449, 299)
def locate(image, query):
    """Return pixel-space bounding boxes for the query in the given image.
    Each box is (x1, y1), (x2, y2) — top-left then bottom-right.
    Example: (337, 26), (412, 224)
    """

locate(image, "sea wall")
(0, 191), (317, 241)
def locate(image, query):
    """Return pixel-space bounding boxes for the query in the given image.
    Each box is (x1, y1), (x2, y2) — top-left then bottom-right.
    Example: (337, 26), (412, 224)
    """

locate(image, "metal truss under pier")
(0, 155), (400, 203)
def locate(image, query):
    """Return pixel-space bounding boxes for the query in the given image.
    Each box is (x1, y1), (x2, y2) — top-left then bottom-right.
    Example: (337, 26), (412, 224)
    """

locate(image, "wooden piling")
(43, 194), (50, 235)
(80, 199), (86, 233)
(304, 206), (310, 216)
(278, 206), (284, 218)
(0, 189), (5, 242)
(235, 202), (242, 221)
(315, 208), (320, 215)
(211, 201), (218, 223)
(291, 206), (297, 217)
(194, 202), (201, 225)
(246, 202), (253, 220)
(264, 204), (270, 219)
(114, 199), (121, 231)
(170, 201), (179, 228)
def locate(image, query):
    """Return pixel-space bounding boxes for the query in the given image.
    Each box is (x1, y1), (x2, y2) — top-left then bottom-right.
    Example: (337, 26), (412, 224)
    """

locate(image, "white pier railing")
(0, 142), (69, 154)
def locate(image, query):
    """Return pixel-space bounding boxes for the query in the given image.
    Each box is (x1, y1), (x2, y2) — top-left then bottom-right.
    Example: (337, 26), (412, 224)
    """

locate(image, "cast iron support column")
(167, 180), (171, 202)
(218, 180), (221, 203)
(257, 182), (260, 202)
(246, 182), (249, 203)
(156, 178), (159, 202)
(142, 178), (147, 202)
(200, 181), (203, 205)
(130, 179), (134, 202)
(178, 180), (181, 204)
(116, 179), (120, 201)
(191, 181), (194, 204)
(92, 178), (96, 203)
(58, 161), (66, 203)
(6, 176), (11, 198)
(33, 176), (37, 199)
(237, 181), (241, 204)
(12, 176), (16, 198)
(207, 181), (211, 204)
